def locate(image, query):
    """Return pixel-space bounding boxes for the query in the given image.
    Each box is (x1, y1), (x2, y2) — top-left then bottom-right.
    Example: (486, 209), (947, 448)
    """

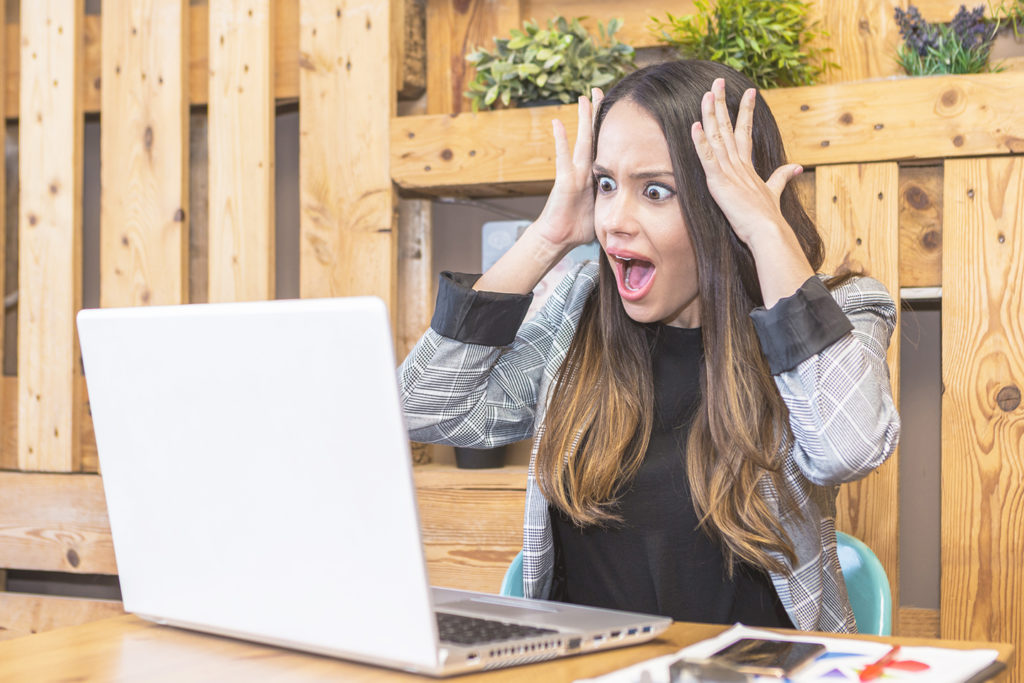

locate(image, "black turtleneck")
(549, 324), (792, 627)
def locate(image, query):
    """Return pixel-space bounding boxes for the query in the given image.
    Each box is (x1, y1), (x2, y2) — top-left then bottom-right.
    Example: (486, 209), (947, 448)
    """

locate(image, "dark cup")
(454, 445), (507, 469)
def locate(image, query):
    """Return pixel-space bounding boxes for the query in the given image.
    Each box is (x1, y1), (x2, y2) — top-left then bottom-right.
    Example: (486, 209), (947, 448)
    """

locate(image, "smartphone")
(707, 637), (827, 677)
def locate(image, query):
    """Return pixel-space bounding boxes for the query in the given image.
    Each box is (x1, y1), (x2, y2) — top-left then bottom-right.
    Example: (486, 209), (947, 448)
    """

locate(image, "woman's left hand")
(690, 78), (802, 250)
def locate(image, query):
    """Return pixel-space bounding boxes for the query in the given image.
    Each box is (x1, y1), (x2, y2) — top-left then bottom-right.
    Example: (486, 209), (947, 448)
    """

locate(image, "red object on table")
(859, 645), (901, 682)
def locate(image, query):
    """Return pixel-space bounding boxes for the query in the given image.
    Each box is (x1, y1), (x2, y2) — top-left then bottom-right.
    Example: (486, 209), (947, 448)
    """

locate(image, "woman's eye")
(596, 176), (617, 193)
(644, 183), (674, 201)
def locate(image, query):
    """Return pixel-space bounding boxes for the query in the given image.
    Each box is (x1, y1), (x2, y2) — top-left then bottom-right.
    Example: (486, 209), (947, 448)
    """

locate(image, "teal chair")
(499, 531), (892, 635)
(835, 530), (892, 636)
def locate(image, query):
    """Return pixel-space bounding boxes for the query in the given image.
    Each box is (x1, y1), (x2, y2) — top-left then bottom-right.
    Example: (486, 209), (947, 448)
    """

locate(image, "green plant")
(649, 0), (834, 89)
(990, 0), (1024, 36)
(465, 16), (635, 112)
(894, 4), (1000, 75)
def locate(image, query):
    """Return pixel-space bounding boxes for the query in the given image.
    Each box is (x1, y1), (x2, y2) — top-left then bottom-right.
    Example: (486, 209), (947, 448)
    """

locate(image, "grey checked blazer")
(399, 263), (899, 633)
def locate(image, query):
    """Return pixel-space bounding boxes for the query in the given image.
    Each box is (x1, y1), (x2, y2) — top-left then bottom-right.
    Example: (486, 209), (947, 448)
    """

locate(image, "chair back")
(500, 532), (892, 635)
(836, 531), (892, 635)
(500, 551), (524, 598)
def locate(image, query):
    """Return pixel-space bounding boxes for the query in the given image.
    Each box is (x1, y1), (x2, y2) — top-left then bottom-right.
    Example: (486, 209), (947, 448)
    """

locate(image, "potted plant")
(893, 4), (1000, 75)
(649, 0), (834, 88)
(464, 16), (636, 112)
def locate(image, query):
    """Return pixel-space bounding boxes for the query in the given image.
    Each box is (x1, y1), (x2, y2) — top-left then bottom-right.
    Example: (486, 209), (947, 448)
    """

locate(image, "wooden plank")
(396, 199), (433, 359)
(899, 165), (943, 288)
(2, 0), (450, 116)
(0, 471), (116, 574)
(100, 0), (189, 309)
(941, 157), (1024, 667)
(0, 593), (123, 641)
(2, 378), (98, 473)
(0, 616), (1015, 683)
(815, 162), (901, 615)
(18, 0), (84, 472)
(897, 607), (940, 639)
(810, 0), (901, 85)
(207, 0), (275, 302)
(391, 72), (1024, 196)
(425, 0), (521, 115)
(298, 0), (396, 307)
(393, 0), (426, 100)
(189, 110), (210, 304)
(414, 465), (526, 592)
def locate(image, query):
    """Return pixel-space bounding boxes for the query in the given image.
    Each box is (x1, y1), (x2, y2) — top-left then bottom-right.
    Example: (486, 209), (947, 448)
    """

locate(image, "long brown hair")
(537, 60), (832, 575)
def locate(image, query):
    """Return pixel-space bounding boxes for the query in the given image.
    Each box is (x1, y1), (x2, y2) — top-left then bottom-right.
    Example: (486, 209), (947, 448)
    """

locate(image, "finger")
(766, 164), (803, 197)
(734, 88), (756, 162)
(572, 95), (592, 169)
(712, 78), (741, 162)
(691, 120), (722, 177)
(590, 87), (604, 129)
(700, 90), (730, 166)
(552, 118), (571, 179)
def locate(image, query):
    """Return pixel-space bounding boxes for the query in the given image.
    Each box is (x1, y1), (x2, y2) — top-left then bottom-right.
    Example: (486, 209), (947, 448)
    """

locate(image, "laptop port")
(567, 637), (582, 650)
(592, 635), (605, 644)
(467, 653), (478, 661)
(610, 630), (621, 639)
(627, 628), (638, 636)
(642, 625), (652, 633)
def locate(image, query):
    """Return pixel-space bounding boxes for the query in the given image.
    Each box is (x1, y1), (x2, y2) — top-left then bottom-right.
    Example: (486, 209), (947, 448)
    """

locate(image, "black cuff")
(750, 276), (854, 374)
(430, 271), (534, 346)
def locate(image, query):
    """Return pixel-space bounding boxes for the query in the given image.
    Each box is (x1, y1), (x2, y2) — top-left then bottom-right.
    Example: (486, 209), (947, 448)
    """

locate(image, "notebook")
(76, 296), (671, 677)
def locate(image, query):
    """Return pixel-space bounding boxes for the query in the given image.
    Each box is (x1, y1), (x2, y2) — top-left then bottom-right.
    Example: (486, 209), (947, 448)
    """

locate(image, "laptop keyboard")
(436, 612), (558, 645)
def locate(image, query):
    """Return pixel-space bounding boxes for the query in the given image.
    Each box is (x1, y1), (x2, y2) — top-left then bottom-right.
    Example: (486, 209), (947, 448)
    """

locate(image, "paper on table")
(573, 624), (1000, 683)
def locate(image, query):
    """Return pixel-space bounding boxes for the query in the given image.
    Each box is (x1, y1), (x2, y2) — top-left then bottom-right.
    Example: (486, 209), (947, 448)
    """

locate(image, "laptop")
(76, 296), (671, 676)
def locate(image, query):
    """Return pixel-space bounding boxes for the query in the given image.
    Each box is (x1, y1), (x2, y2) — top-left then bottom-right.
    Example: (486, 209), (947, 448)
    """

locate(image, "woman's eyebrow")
(592, 163), (673, 181)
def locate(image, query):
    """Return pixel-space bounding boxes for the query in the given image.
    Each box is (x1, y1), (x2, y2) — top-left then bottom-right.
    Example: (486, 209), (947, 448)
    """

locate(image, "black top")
(549, 324), (793, 627)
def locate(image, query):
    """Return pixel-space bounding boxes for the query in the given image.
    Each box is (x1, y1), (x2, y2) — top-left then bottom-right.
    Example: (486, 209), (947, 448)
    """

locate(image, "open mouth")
(612, 255), (656, 298)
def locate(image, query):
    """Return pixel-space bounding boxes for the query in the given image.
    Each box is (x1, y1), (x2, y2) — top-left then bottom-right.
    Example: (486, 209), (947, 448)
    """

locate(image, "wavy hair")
(536, 60), (838, 575)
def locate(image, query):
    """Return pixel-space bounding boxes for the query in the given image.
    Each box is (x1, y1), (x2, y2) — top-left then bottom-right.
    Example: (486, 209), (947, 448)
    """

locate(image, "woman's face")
(593, 99), (700, 328)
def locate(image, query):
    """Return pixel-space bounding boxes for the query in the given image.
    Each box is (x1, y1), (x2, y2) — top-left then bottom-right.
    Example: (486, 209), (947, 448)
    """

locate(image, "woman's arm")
(752, 276), (901, 486)
(475, 90), (603, 295)
(399, 264), (596, 448)
(690, 78), (813, 308)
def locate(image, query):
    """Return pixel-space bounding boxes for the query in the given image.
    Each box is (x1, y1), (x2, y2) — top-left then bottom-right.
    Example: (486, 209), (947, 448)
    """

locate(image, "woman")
(399, 60), (899, 633)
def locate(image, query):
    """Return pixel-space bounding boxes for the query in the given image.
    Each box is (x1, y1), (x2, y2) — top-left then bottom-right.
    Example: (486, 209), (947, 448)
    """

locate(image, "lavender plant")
(894, 4), (999, 75)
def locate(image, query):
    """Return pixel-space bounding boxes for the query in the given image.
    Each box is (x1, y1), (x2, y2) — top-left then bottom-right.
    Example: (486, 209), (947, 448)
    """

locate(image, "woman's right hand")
(532, 88), (604, 252)
(472, 89), (604, 295)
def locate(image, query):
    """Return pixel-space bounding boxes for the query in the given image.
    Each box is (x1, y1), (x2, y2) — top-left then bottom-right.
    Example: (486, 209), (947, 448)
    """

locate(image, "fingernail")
(794, 166), (804, 175)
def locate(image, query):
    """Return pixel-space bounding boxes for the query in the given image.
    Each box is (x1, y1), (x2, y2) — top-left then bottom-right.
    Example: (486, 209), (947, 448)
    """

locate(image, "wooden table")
(0, 615), (1014, 682)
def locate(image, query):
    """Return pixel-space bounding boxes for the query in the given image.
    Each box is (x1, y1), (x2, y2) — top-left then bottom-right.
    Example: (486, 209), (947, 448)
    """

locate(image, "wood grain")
(0, 471), (116, 574)
(392, 72), (1024, 196)
(100, 0), (189, 308)
(396, 199), (433, 359)
(414, 465), (527, 593)
(899, 165), (943, 288)
(18, 0), (84, 472)
(207, 0), (275, 302)
(941, 157), (1024, 676)
(815, 163), (901, 614)
(0, 593), (123, 641)
(298, 0), (396, 309)
(0, 614), (1012, 682)
(0, 376), (102, 474)
(897, 607), (940, 639)
(809, 0), (902, 85)
(425, 0), (521, 115)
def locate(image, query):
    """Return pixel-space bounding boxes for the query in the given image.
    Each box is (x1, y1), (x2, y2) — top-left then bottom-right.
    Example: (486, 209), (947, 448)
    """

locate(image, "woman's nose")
(598, 193), (639, 237)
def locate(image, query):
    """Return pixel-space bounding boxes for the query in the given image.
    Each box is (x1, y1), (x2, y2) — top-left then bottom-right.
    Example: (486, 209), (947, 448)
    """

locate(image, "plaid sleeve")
(775, 276), (901, 486)
(398, 263), (597, 449)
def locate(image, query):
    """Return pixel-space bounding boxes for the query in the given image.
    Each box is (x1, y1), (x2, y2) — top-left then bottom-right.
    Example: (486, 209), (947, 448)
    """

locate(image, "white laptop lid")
(77, 297), (439, 670)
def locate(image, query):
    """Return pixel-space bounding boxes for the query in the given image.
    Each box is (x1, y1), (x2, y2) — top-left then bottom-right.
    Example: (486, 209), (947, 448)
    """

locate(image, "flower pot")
(454, 445), (507, 469)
